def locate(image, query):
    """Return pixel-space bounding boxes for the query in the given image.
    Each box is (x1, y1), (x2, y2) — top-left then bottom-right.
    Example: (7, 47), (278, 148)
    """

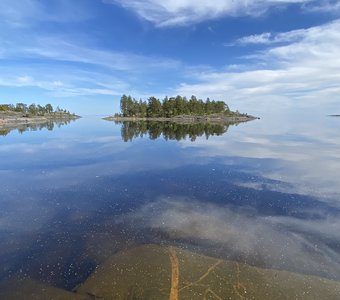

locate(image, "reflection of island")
(0, 119), (76, 136)
(0, 103), (80, 136)
(117, 120), (235, 142)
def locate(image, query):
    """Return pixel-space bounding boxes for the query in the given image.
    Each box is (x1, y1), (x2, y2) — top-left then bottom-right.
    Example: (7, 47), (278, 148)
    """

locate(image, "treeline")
(0, 103), (73, 116)
(118, 120), (229, 142)
(118, 95), (240, 118)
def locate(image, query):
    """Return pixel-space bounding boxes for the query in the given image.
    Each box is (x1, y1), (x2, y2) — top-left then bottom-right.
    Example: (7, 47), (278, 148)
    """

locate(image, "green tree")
(138, 99), (147, 117)
(120, 95), (129, 117)
(173, 95), (184, 115)
(126, 95), (135, 116)
(15, 103), (28, 113)
(118, 94), (234, 117)
(45, 104), (53, 114)
(162, 96), (172, 117)
(28, 104), (37, 115)
(147, 97), (162, 117)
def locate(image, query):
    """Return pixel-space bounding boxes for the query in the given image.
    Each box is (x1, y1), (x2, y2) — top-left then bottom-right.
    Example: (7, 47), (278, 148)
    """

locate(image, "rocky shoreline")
(103, 114), (258, 124)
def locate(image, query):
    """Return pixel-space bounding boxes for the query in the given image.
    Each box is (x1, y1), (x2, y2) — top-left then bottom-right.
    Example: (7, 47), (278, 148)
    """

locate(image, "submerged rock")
(0, 278), (90, 300)
(77, 244), (340, 299)
(2, 245), (340, 299)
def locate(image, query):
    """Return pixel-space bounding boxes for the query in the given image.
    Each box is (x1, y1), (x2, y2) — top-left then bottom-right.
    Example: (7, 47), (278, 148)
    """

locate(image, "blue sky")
(0, 0), (339, 115)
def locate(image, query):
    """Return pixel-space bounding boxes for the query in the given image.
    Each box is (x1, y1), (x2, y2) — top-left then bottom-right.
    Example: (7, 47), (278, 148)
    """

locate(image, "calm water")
(0, 115), (340, 297)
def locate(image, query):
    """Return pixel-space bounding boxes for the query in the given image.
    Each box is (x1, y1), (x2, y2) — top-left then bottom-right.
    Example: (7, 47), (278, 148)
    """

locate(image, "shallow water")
(0, 115), (340, 298)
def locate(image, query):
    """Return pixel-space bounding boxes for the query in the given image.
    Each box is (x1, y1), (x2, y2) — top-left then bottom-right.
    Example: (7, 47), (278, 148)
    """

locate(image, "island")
(0, 103), (80, 135)
(104, 95), (258, 123)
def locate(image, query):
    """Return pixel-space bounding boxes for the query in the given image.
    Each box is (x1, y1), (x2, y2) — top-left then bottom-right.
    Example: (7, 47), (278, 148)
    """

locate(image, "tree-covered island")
(0, 102), (80, 134)
(104, 95), (257, 123)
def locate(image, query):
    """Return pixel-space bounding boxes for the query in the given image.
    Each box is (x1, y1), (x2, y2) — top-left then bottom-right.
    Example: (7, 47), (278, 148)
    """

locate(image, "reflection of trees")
(0, 129), (10, 136)
(1, 120), (73, 136)
(118, 121), (231, 142)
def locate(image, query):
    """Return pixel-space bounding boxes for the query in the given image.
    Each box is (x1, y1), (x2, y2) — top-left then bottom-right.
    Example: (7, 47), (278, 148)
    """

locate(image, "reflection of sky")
(0, 115), (340, 287)
(116, 197), (340, 280)
(178, 116), (340, 203)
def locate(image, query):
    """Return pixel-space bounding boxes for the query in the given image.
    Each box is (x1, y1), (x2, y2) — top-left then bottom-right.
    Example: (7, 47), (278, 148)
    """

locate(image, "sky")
(0, 0), (339, 115)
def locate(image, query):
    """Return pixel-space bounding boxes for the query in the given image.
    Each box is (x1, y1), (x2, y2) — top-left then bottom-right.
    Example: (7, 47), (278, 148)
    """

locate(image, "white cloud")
(0, 0), (42, 27)
(1, 1), (339, 109)
(176, 20), (340, 114)
(0, 0), (91, 27)
(304, 0), (340, 12)
(230, 28), (308, 46)
(0, 33), (182, 98)
(20, 37), (180, 73)
(107, 0), (317, 27)
(234, 32), (274, 45)
(0, 67), (131, 98)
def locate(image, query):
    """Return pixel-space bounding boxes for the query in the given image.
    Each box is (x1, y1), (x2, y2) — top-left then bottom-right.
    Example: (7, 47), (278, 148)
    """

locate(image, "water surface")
(0, 115), (339, 298)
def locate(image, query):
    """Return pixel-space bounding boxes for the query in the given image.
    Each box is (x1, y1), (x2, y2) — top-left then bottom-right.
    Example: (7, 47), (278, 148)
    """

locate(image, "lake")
(0, 115), (340, 299)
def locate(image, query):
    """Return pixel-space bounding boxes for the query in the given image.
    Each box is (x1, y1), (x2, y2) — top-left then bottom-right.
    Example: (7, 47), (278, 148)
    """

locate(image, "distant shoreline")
(103, 114), (259, 124)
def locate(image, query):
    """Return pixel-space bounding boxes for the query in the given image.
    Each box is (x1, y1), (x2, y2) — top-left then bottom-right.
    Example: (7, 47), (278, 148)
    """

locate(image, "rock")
(0, 278), (90, 300)
(77, 244), (340, 300)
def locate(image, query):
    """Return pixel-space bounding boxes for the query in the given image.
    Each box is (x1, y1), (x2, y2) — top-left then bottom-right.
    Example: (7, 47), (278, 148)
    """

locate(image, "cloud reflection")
(178, 117), (340, 204)
(117, 197), (340, 280)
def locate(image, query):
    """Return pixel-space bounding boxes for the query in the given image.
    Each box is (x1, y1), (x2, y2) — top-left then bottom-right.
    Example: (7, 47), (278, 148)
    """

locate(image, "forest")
(118, 95), (242, 118)
(0, 103), (73, 116)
